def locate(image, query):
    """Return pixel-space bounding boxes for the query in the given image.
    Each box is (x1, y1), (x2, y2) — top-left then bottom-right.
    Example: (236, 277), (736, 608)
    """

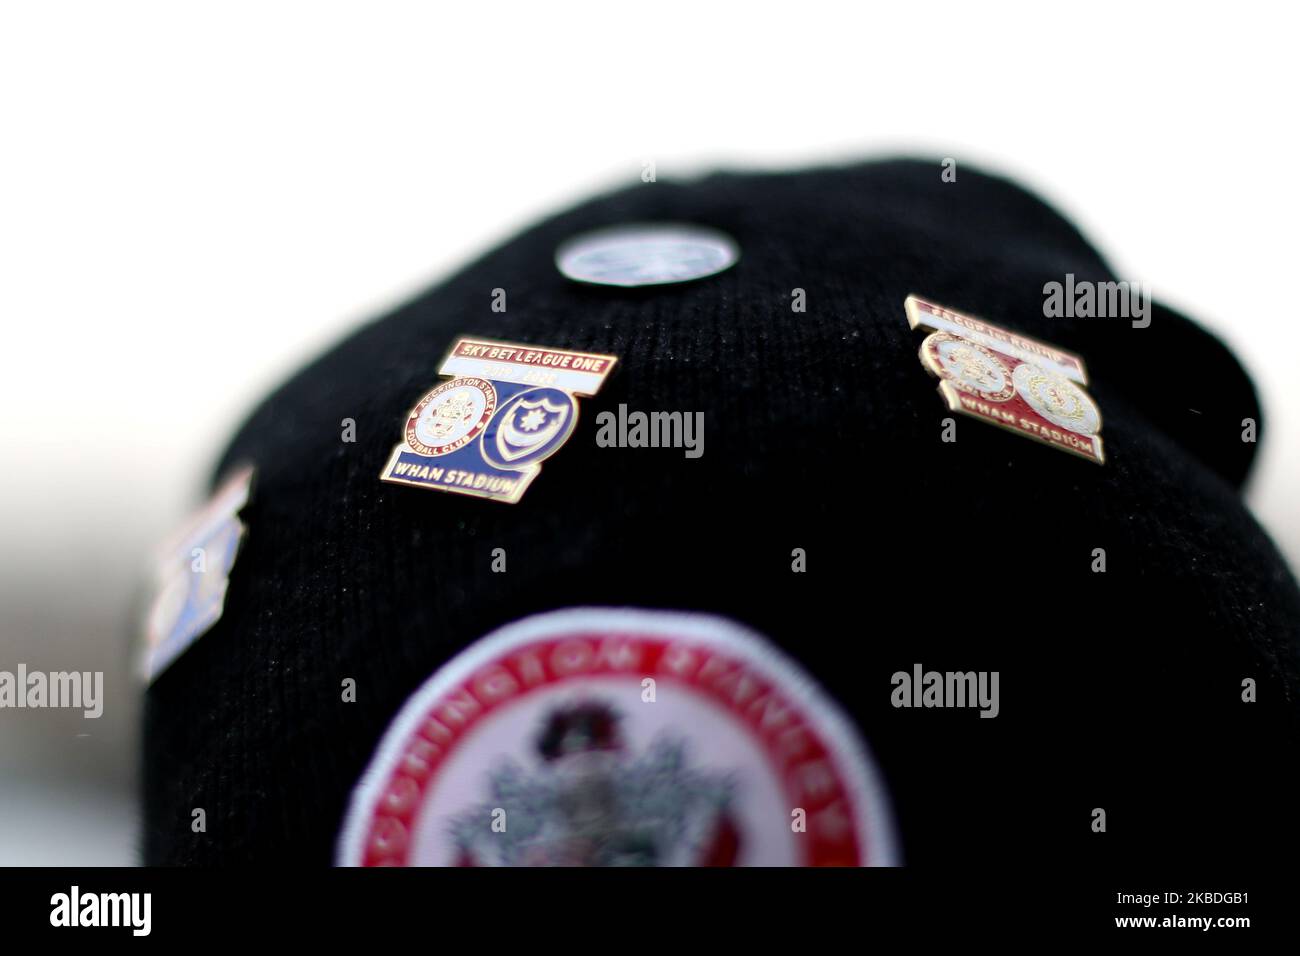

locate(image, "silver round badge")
(555, 223), (740, 287)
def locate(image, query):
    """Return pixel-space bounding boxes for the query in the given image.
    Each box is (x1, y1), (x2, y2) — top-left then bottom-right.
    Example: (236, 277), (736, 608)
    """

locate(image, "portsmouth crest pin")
(905, 295), (1104, 464)
(380, 338), (617, 503)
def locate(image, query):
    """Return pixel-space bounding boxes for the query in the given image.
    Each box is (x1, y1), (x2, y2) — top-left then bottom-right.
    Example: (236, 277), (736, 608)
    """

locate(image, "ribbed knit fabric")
(143, 159), (1300, 865)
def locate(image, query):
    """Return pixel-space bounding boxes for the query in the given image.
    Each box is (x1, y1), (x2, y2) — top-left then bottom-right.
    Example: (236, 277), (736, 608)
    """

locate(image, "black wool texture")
(144, 159), (1300, 865)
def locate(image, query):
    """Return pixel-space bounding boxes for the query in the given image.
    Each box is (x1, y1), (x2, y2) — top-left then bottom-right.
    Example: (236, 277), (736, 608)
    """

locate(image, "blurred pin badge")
(380, 338), (617, 503)
(142, 464), (254, 682)
(555, 223), (739, 287)
(905, 295), (1104, 464)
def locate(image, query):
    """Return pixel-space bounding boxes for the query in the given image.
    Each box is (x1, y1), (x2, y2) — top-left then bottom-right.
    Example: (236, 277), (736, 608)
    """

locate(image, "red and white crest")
(906, 295), (1105, 463)
(337, 608), (899, 866)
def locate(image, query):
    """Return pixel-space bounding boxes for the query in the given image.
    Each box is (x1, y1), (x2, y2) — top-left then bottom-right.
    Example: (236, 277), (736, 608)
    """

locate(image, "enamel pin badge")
(380, 338), (617, 503)
(905, 295), (1104, 464)
(143, 464), (254, 682)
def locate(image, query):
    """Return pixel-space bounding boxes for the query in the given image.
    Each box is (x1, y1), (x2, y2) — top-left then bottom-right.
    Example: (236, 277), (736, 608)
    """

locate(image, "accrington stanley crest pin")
(905, 295), (1104, 464)
(380, 338), (617, 503)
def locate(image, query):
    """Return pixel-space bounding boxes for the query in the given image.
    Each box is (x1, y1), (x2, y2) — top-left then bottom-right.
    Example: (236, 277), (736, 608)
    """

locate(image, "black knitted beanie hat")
(142, 159), (1300, 867)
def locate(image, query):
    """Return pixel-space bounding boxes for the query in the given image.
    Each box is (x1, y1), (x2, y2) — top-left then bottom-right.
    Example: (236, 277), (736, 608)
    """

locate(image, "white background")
(1, 2), (1296, 864)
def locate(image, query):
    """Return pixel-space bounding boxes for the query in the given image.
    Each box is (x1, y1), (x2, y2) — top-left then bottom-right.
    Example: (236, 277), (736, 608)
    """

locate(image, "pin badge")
(555, 223), (739, 287)
(142, 464), (254, 682)
(905, 295), (1104, 464)
(380, 338), (617, 503)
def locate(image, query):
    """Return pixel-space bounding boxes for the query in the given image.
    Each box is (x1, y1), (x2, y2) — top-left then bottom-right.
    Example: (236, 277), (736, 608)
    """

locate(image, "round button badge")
(555, 223), (740, 287)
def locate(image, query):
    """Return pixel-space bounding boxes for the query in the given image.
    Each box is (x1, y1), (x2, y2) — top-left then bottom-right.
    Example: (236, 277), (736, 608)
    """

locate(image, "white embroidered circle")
(337, 608), (898, 867)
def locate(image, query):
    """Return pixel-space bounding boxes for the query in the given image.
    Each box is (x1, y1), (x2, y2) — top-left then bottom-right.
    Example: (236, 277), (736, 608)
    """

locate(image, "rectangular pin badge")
(905, 295), (1104, 464)
(142, 464), (254, 682)
(380, 338), (618, 503)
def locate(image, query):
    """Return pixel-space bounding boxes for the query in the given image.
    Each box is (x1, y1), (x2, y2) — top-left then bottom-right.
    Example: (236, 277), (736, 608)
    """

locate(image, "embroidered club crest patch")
(380, 339), (617, 503)
(337, 608), (899, 867)
(905, 295), (1104, 464)
(142, 464), (254, 682)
